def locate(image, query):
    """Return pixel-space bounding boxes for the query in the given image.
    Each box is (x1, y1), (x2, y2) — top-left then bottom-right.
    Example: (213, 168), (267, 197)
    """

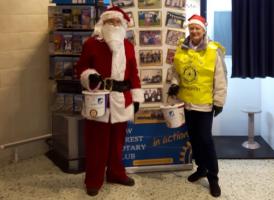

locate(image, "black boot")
(107, 176), (135, 186)
(187, 169), (207, 182)
(86, 188), (99, 196)
(207, 173), (221, 197)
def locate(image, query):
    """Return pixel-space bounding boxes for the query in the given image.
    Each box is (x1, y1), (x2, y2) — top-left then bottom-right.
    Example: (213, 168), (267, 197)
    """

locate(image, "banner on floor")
(123, 123), (192, 172)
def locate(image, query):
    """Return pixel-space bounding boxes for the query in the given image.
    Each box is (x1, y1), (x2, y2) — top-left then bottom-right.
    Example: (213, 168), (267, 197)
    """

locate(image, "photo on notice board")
(139, 30), (162, 46)
(165, 0), (186, 9)
(138, 0), (162, 9)
(166, 67), (174, 84)
(126, 30), (136, 45)
(111, 0), (134, 8)
(134, 107), (165, 124)
(143, 88), (163, 103)
(166, 29), (185, 46)
(139, 49), (162, 66)
(165, 11), (185, 29)
(138, 11), (161, 27)
(140, 68), (163, 85)
(166, 48), (176, 64)
(126, 11), (135, 28)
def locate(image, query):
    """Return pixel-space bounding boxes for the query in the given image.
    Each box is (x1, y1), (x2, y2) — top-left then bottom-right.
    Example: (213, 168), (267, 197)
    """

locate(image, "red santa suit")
(75, 7), (144, 191)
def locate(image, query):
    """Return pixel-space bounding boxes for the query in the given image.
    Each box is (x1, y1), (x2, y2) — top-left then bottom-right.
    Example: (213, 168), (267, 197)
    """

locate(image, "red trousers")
(84, 120), (128, 189)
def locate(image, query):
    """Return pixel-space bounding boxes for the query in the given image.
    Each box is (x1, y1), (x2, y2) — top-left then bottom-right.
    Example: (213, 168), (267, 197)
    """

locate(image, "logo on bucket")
(82, 90), (110, 119)
(168, 111), (175, 117)
(98, 97), (103, 104)
(90, 109), (98, 118)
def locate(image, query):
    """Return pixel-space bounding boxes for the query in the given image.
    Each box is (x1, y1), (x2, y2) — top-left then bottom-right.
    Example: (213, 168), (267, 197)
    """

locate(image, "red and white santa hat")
(100, 6), (130, 26)
(93, 6), (131, 38)
(188, 14), (207, 30)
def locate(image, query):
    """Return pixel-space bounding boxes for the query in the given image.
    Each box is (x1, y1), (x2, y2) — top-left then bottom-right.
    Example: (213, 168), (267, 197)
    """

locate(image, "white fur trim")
(189, 19), (206, 30)
(131, 88), (145, 103)
(100, 11), (128, 27)
(110, 92), (134, 123)
(81, 91), (135, 123)
(80, 69), (100, 91)
(111, 45), (126, 80)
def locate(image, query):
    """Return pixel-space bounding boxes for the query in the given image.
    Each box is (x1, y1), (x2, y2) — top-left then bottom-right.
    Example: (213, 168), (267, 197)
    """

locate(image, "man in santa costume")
(75, 6), (144, 196)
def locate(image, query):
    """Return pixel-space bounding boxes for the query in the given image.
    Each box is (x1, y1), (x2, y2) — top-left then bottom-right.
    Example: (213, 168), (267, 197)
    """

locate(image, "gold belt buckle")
(104, 78), (113, 91)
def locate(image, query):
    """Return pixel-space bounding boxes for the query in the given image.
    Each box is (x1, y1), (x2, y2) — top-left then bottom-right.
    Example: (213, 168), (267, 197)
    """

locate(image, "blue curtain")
(231, 0), (274, 78)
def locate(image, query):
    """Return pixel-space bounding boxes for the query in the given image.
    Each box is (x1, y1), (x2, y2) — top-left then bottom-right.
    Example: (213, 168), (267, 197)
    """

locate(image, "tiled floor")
(0, 156), (274, 200)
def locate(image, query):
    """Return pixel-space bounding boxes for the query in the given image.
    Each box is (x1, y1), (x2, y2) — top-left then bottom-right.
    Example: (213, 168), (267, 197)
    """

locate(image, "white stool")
(241, 106), (261, 149)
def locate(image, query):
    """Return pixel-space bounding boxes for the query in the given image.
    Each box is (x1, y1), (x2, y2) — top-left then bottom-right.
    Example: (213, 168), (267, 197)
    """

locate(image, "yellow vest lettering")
(173, 41), (223, 104)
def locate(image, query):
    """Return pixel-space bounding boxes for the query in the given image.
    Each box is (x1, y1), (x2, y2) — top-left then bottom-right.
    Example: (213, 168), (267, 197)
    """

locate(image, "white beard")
(102, 24), (126, 52)
(101, 24), (127, 81)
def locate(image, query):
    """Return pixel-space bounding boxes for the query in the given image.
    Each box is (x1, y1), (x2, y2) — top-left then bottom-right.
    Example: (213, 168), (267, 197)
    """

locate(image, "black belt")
(101, 79), (131, 92)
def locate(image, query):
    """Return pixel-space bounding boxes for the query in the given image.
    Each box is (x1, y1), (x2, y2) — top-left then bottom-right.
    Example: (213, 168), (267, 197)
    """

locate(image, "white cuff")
(80, 69), (100, 91)
(131, 88), (144, 103)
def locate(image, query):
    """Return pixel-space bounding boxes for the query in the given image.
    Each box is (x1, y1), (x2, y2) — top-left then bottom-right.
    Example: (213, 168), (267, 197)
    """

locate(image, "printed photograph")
(165, 11), (185, 29)
(166, 48), (176, 64)
(53, 33), (64, 54)
(138, 11), (161, 27)
(143, 88), (163, 103)
(111, 0), (134, 8)
(165, 0), (186, 9)
(139, 49), (162, 66)
(139, 30), (162, 46)
(126, 30), (136, 45)
(126, 11), (135, 28)
(138, 0), (162, 9)
(166, 29), (185, 46)
(140, 69), (163, 85)
(63, 61), (74, 79)
(53, 60), (64, 79)
(166, 67), (174, 83)
(73, 95), (83, 113)
(134, 107), (165, 124)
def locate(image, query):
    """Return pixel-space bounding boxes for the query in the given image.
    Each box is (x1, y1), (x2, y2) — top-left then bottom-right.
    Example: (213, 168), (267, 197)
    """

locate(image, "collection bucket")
(82, 90), (110, 119)
(160, 102), (185, 128)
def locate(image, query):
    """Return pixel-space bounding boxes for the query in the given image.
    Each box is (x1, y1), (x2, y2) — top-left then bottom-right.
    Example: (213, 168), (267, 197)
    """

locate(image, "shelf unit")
(47, 0), (106, 173)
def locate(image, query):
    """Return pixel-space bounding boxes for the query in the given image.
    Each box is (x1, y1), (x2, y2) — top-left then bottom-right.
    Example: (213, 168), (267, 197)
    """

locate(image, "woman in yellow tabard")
(168, 14), (227, 197)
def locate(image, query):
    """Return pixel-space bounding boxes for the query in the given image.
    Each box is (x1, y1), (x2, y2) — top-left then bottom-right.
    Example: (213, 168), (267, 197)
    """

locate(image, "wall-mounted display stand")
(47, 0), (106, 173)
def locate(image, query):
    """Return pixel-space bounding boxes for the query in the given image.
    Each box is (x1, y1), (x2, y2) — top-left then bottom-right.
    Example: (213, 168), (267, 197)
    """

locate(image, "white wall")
(261, 78), (274, 149)
(207, 0), (262, 136)
(0, 0), (50, 166)
(212, 57), (261, 135)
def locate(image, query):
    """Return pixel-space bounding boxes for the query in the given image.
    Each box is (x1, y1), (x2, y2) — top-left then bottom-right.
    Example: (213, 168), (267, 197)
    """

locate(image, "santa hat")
(100, 6), (130, 25)
(93, 6), (130, 39)
(188, 14), (207, 30)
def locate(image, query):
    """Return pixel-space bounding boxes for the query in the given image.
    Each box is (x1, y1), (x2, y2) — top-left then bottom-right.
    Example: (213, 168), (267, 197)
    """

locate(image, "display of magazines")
(48, 6), (96, 30)
(51, 93), (83, 113)
(49, 31), (92, 55)
(49, 56), (80, 80)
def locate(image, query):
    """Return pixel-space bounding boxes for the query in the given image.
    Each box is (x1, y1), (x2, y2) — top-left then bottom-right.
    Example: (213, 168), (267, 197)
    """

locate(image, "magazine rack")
(47, 0), (106, 173)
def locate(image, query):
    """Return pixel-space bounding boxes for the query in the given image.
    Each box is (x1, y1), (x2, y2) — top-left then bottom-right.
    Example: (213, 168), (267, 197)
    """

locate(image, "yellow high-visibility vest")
(173, 41), (225, 104)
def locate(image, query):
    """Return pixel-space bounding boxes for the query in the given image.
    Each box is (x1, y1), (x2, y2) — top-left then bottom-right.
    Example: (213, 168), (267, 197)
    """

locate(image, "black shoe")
(187, 170), (207, 182)
(107, 177), (135, 186)
(209, 180), (221, 197)
(86, 188), (99, 196)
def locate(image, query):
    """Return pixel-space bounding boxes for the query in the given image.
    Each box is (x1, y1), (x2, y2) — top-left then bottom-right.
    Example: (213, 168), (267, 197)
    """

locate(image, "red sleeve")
(74, 37), (93, 79)
(126, 41), (141, 89)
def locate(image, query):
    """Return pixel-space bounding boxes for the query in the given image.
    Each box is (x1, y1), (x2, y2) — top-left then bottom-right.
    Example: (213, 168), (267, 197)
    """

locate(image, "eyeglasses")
(103, 18), (122, 26)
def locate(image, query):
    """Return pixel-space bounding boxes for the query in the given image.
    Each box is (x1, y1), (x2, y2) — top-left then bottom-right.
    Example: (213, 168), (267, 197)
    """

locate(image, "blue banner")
(123, 123), (192, 168)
